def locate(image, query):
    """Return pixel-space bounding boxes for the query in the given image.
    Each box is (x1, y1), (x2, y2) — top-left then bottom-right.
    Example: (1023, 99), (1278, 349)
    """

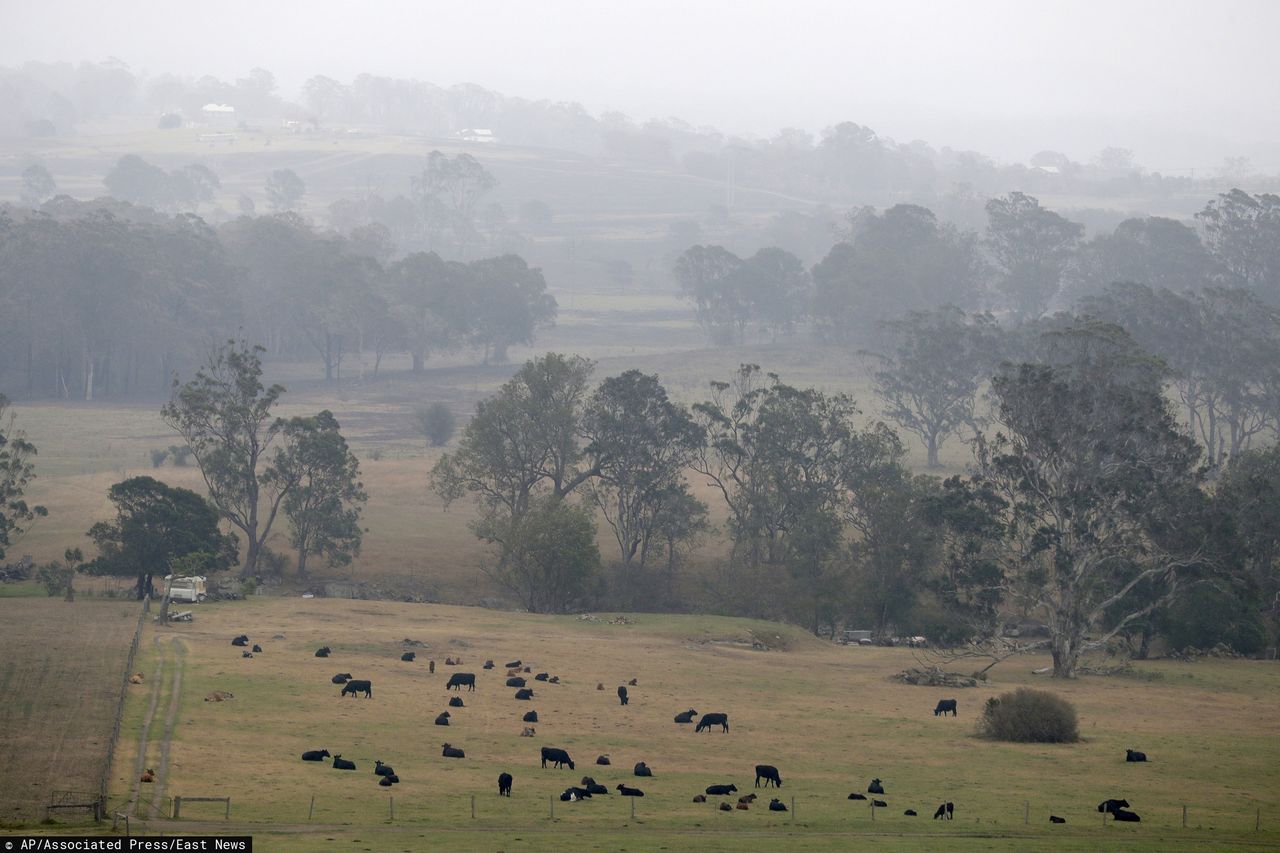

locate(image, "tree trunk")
(242, 536), (261, 580)
(926, 434), (940, 468)
(297, 546), (309, 578)
(1136, 623), (1152, 661)
(1050, 630), (1081, 678)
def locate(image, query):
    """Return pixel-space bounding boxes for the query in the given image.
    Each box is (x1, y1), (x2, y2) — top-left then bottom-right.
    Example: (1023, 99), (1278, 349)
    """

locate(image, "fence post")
(870, 801), (875, 821)
(631, 796), (636, 819)
(308, 795), (315, 821)
(791, 796), (795, 821)
(471, 794), (476, 819)
(1257, 808), (1261, 832)
(549, 795), (554, 819)
(225, 798), (230, 819)
(389, 796), (394, 821)
(1182, 804), (1186, 828)
(1024, 801), (1029, 824)
(173, 797), (182, 819)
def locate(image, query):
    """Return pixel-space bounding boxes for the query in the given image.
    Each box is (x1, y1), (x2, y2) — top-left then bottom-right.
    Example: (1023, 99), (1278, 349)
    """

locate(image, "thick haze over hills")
(3, 0), (1279, 171)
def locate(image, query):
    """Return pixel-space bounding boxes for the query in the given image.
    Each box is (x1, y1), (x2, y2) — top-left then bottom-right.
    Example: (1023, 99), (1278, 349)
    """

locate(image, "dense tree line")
(0, 199), (557, 398)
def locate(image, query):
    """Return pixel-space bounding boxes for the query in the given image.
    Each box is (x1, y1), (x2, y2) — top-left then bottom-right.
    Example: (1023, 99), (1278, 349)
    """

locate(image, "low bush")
(978, 687), (1079, 743)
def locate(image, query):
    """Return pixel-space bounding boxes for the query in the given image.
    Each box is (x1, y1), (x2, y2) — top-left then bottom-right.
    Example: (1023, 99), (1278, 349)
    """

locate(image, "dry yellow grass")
(89, 596), (1280, 851)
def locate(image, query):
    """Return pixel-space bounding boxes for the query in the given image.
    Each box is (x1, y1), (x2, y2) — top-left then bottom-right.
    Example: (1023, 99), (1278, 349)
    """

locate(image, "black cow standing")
(446, 673), (476, 691)
(695, 712), (729, 733)
(340, 679), (372, 698)
(618, 685), (629, 706)
(754, 765), (782, 788)
(498, 772), (513, 796)
(934, 699), (958, 717)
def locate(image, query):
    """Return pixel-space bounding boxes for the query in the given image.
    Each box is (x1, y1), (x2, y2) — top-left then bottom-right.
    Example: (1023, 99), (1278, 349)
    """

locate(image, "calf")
(401, 652), (416, 662)
(868, 778), (885, 794)
(435, 711), (451, 726)
(736, 803), (750, 811)
(596, 755), (611, 766)
(242, 651), (253, 658)
(769, 799), (787, 812)
(1098, 798), (1130, 814)
(514, 688), (534, 700)
(718, 802), (732, 811)
(483, 660), (495, 670)
(754, 765), (782, 788)
(535, 672), (549, 681)
(706, 783), (738, 796)
(934, 698), (958, 717)
(692, 794), (707, 803)
(1050, 815), (1067, 824)
(628, 678), (638, 686)
(441, 743), (465, 759)
(331, 673), (353, 684)
(446, 672), (476, 691)
(429, 660), (435, 674)
(1112, 809), (1141, 822)
(378, 775), (399, 787)
(617, 685), (629, 706)
(674, 709), (698, 724)
(695, 712), (729, 733)
(549, 675), (560, 684)
(374, 760), (395, 777)
(616, 784), (644, 797)
(341, 679), (372, 698)
(580, 777), (609, 795)
(315, 646), (331, 658)
(520, 726), (536, 737)
(301, 749), (330, 762)
(523, 710), (538, 723)
(507, 676), (527, 687)
(332, 755), (356, 770)
(904, 809), (918, 816)
(498, 772), (513, 796)
(1126, 749), (1148, 762)
(541, 747), (575, 770)
(252, 644), (263, 653)
(739, 794), (757, 804)
(231, 635), (248, 646)
(449, 696), (464, 708)
(634, 761), (653, 777)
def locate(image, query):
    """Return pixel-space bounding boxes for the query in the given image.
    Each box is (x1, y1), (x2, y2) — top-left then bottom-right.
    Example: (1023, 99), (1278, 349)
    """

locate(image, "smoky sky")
(4, 0), (1279, 171)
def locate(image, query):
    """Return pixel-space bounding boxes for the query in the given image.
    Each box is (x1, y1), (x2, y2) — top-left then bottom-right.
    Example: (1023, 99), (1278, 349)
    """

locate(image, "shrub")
(35, 562), (74, 598)
(168, 445), (194, 466)
(416, 403), (456, 447)
(149, 448), (170, 468)
(978, 687), (1079, 743)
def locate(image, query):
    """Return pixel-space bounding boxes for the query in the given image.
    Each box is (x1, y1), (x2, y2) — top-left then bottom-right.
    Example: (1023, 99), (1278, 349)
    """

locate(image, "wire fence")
(96, 596), (151, 811)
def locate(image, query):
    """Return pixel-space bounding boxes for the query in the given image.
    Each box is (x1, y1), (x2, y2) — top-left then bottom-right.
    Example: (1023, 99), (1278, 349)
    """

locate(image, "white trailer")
(163, 575), (208, 603)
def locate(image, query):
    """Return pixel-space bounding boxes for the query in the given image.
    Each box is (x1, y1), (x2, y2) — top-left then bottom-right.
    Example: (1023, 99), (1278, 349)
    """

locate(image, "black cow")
(872, 799), (888, 808)
(507, 677), (527, 687)
(505, 660), (522, 669)
(696, 712), (729, 733)
(674, 709), (698, 724)
(769, 799), (787, 812)
(706, 784), (738, 795)
(616, 784), (644, 796)
(535, 672), (549, 681)
(332, 754), (355, 770)
(231, 635), (248, 646)
(754, 765), (782, 788)
(315, 647), (331, 657)
(523, 710), (538, 723)
(301, 749), (330, 762)
(932, 802), (954, 819)
(634, 761), (653, 777)
(401, 652), (416, 662)
(848, 793), (867, 800)
(1126, 749), (1148, 762)
(617, 685), (629, 706)
(374, 760), (395, 777)
(934, 698), (958, 717)
(378, 775), (400, 787)
(541, 747), (575, 770)
(580, 777), (609, 795)
(446, 673), (476, 691)
(498, 772), (513, 796)
(331, 673), (352, 684)
(441, 743), (465, 758)
(560, 787), (593, 801)
(252, 644), (263, 653)
(483, 660), (495, 670)
(242, 651), (253, 658)
(1050, 815), (1067, 823)
(905, 809), (917, 816)
(435, 711), (451, 726)
(1112, 809), (1141, 822)
(449, 696), (464, 708)
(596, 755), (611, 766)
(515, 688), (534, 700)
(341, 679), (372, 698)
(868, 778), (885, 794)
(1098, 798), (1130, 814)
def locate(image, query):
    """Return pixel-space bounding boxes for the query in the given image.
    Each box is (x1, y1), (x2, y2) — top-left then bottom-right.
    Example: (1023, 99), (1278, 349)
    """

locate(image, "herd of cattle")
(225, 634), (1150, 825)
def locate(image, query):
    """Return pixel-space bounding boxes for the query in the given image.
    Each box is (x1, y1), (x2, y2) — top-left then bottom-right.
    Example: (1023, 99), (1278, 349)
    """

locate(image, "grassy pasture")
(0, 598), (142, 823)
(81, 597), (1280, 850)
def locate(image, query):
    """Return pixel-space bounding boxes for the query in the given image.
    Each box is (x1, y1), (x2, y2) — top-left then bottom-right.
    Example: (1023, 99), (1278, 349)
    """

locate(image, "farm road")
(127, 636), (186, 819)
